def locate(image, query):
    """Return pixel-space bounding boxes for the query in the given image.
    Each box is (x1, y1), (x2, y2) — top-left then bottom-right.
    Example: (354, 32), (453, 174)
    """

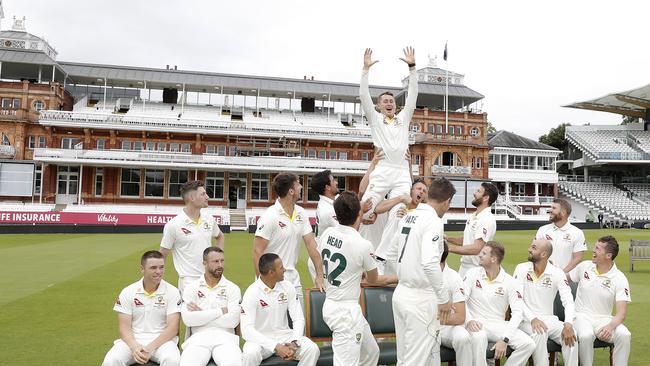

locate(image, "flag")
(443, 42), (448, 61)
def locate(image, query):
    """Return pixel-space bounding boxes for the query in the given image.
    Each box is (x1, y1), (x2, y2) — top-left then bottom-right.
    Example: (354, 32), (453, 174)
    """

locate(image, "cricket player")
(393, 177), (456, 366)
(433, 243), (474, 366)
(319, 191), (398, 366)
(447, 182), (498, 277)
(535, 198), (586, 272)
(253, 173), (325, 304)
(241, 253), (320, 366)
(180, 247), (242, 366)
(101, 250), (181, 366)
(374, 178), (428, 275)
(160, 180), (225, 292)
(359, 47), (418, 220)
(513, 239), (578, 366)
(307, 169), (339, 282)
(464, 242), (535, 366)
(569, 236), (631, 366)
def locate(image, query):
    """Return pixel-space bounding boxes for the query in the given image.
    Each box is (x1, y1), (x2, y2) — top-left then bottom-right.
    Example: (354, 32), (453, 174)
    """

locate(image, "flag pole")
(444, 41), (449, 134)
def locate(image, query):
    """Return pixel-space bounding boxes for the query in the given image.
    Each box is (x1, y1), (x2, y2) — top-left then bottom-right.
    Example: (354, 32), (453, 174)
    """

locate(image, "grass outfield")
(0, 229), (649, 366)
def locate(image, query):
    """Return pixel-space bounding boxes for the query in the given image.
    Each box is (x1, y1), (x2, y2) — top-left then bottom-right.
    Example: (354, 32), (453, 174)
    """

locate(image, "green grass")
(0, 229), (648, 365)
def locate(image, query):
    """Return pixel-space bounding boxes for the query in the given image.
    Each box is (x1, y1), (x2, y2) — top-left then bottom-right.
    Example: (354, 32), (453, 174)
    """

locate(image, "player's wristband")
(408, 62), (416, 68)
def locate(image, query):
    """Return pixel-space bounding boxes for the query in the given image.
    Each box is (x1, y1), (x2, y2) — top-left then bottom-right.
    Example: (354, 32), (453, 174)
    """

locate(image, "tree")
(621, 115), (639, 125)
(487, 122), (497, 134)
(539, 123), (570, 152)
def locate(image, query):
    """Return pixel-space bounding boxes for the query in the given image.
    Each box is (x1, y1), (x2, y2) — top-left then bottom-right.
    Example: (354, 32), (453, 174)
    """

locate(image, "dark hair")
(553, 198), (572, 216)
(428, 177), (456, 202)
(486, 241), (505, 264)
(141, 250), (164, 265)
(310, 170), (332, 196)
(259, 253), (280, 275)
(481, 182), (499, 206)
(378, 91), (394, 101)
(334, 191), (360, 226)
(203, 246), (224, 261)
(599, 235), (619, 259)
(181, 180), (204, 201)
(412, 178), (426, 188)
(441, 242), (449, 263)
(273, 173), (299, 198)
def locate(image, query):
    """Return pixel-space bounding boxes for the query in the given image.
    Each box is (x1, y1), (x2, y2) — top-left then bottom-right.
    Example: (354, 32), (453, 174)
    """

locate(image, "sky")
(4, 0), (649, 140)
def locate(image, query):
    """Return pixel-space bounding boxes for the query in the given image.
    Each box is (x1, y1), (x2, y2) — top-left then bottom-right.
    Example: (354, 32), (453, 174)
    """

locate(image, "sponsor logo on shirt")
(625, 288), (629, 296)
(516, 290), (523, 299)
(134, 298), (144, 306)
(542, 277), (553, 288)
(526, 273), (534, 282)
(355, 332), (362, 343)
(259, 299), (269, 308)
(181, 228), (193, 235)
(601, 279), (612, 289)
(278, 292), (288, 304)
(432, 235), (440, 242)
(495, 287), (505, 296)
(459, 288), (465, 296)
(564, 279), (569, 286)
(563, 234), (571, 241)
(295, 214), (303, 223)
(115, 297), (121, 305)
(583, 271), (590, 280)
(154, 295), (166, 307)
(482, 228), (487, 235)
(177, 299), (182, 306)
(218, 289), (227, 297)
(545, 234), (552, 241)
(475, 280), (482, 289)
(278, 222), (286, 229)
(241, 308), (246, 314)
(197, 291), (205, 298)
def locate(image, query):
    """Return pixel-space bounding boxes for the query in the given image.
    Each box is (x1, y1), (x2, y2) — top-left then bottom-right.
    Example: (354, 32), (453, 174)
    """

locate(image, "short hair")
(273, 173), (299, 198)
(486, 241), (505, 264)
(412, 178), (426, 188)
(428, 177), (456, 202)
(334, 191), (360, 226)
(377, 91), (394, 101)
(481, 182), (499, 206)
(539, 239), (553, 257)
(553, 198), (572, 216)
(141, 250), (163, 265)
(181, 180), (204, 201)
(259, 253), (280, 275)
(599, 235), (619, 259)
(203, 246), (224, 261)
(441, 242), (449, 263)
(310, 170), (332, 196)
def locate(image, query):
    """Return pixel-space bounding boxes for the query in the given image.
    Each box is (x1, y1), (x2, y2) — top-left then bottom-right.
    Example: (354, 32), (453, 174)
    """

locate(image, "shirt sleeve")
(240, 288), (277, 352)
(462, 270), (475, 321)
(534, 227), (543, 241)
(160, 221), (176, 249)
(212, 216), (222, 238)
(615, 275), (632, 303)
(287, 285), (305, 341)
(213, 284), (242, 329)
(512, 264), (536, 322)
(420, 222), (449, 304)
(113, 288), (131, 315)
(255, 212), (275, 241)
(474, 215), (495, 242)
(362, 240), (378, 272)
(572, 229), (587, 253)
(568, 261), (585, 283)
(167, 287), (182, 315)
(450, 272), (466, 303)
(300, 212), (313, 237)
(360, 69), (377, 126)
(181, 284), (223, 327)
(556, 270), (576, 324)
(505, 279), (525, 338)
(399, 67), (419, 128)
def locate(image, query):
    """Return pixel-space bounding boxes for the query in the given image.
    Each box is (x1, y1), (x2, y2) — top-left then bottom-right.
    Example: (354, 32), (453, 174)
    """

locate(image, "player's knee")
(616, 327), (631, 343)
(302, 340), (320, 357)
(521, 336), (536, 352)
(531, 331), (548, 344)
(453, 331), (472, 348)
(577, 330), (595, 343)
(220, 358), (243, 366)
(100, 355), (120, 366)
(159, 352), (181, 366)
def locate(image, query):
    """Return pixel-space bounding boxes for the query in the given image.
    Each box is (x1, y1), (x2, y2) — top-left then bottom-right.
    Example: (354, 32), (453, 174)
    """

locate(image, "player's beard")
(209, 268), (223, 280)
(549, 213), (559, 223)
(471, 196), (482, 207)
(527, 253), (536, 262)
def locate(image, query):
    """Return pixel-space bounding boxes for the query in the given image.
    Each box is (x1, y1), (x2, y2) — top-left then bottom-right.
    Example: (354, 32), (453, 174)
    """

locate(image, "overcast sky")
(5, 0), (649, 140)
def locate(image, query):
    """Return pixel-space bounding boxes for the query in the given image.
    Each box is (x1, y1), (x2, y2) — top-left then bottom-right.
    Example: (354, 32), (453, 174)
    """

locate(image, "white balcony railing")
(32, 148), (371, 175)
(431, 165), (472, 175)
(0, 145), (16, 158)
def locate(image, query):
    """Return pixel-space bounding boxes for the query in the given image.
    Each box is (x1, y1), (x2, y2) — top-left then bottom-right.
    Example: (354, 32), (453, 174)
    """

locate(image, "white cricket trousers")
(322, 298), (379, 366)
(361, 161), (411, 220)
(467, 320), (535, 366)
(180, 330), (242, 366)
(242, 330), (319, 366)
(102, 337), (180, 366)
(392, 285), (441, 366)
(520, 315), (578, 366)
(432, 325), (474, 366)
(574, 312), (630, 366)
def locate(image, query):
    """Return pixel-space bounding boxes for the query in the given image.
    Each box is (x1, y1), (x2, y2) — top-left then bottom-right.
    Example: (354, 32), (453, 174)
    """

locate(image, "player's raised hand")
(399, 46), (416, 67)
(364, 48), (379, 70)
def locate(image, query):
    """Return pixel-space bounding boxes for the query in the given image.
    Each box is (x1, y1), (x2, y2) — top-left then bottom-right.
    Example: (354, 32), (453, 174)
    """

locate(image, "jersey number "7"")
(398, 226), (412, 263)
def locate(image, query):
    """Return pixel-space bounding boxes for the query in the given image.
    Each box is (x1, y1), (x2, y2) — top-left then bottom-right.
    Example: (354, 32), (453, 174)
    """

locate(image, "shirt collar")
(181, 209), (203, 225)
(336, 223), (359, 236)
(416, 203), (434, 213)
(553, 222), (571, 231)
(473, 207), (491, 219)
(274, 199), (298, 220)
(480, 267), (506, 283)
(319, 195), (334, 205)
(256, 277), (279, 294)
(136, 278), (167, 296)
(594, 262), (618, 278)
(199, 275), (230, 289)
